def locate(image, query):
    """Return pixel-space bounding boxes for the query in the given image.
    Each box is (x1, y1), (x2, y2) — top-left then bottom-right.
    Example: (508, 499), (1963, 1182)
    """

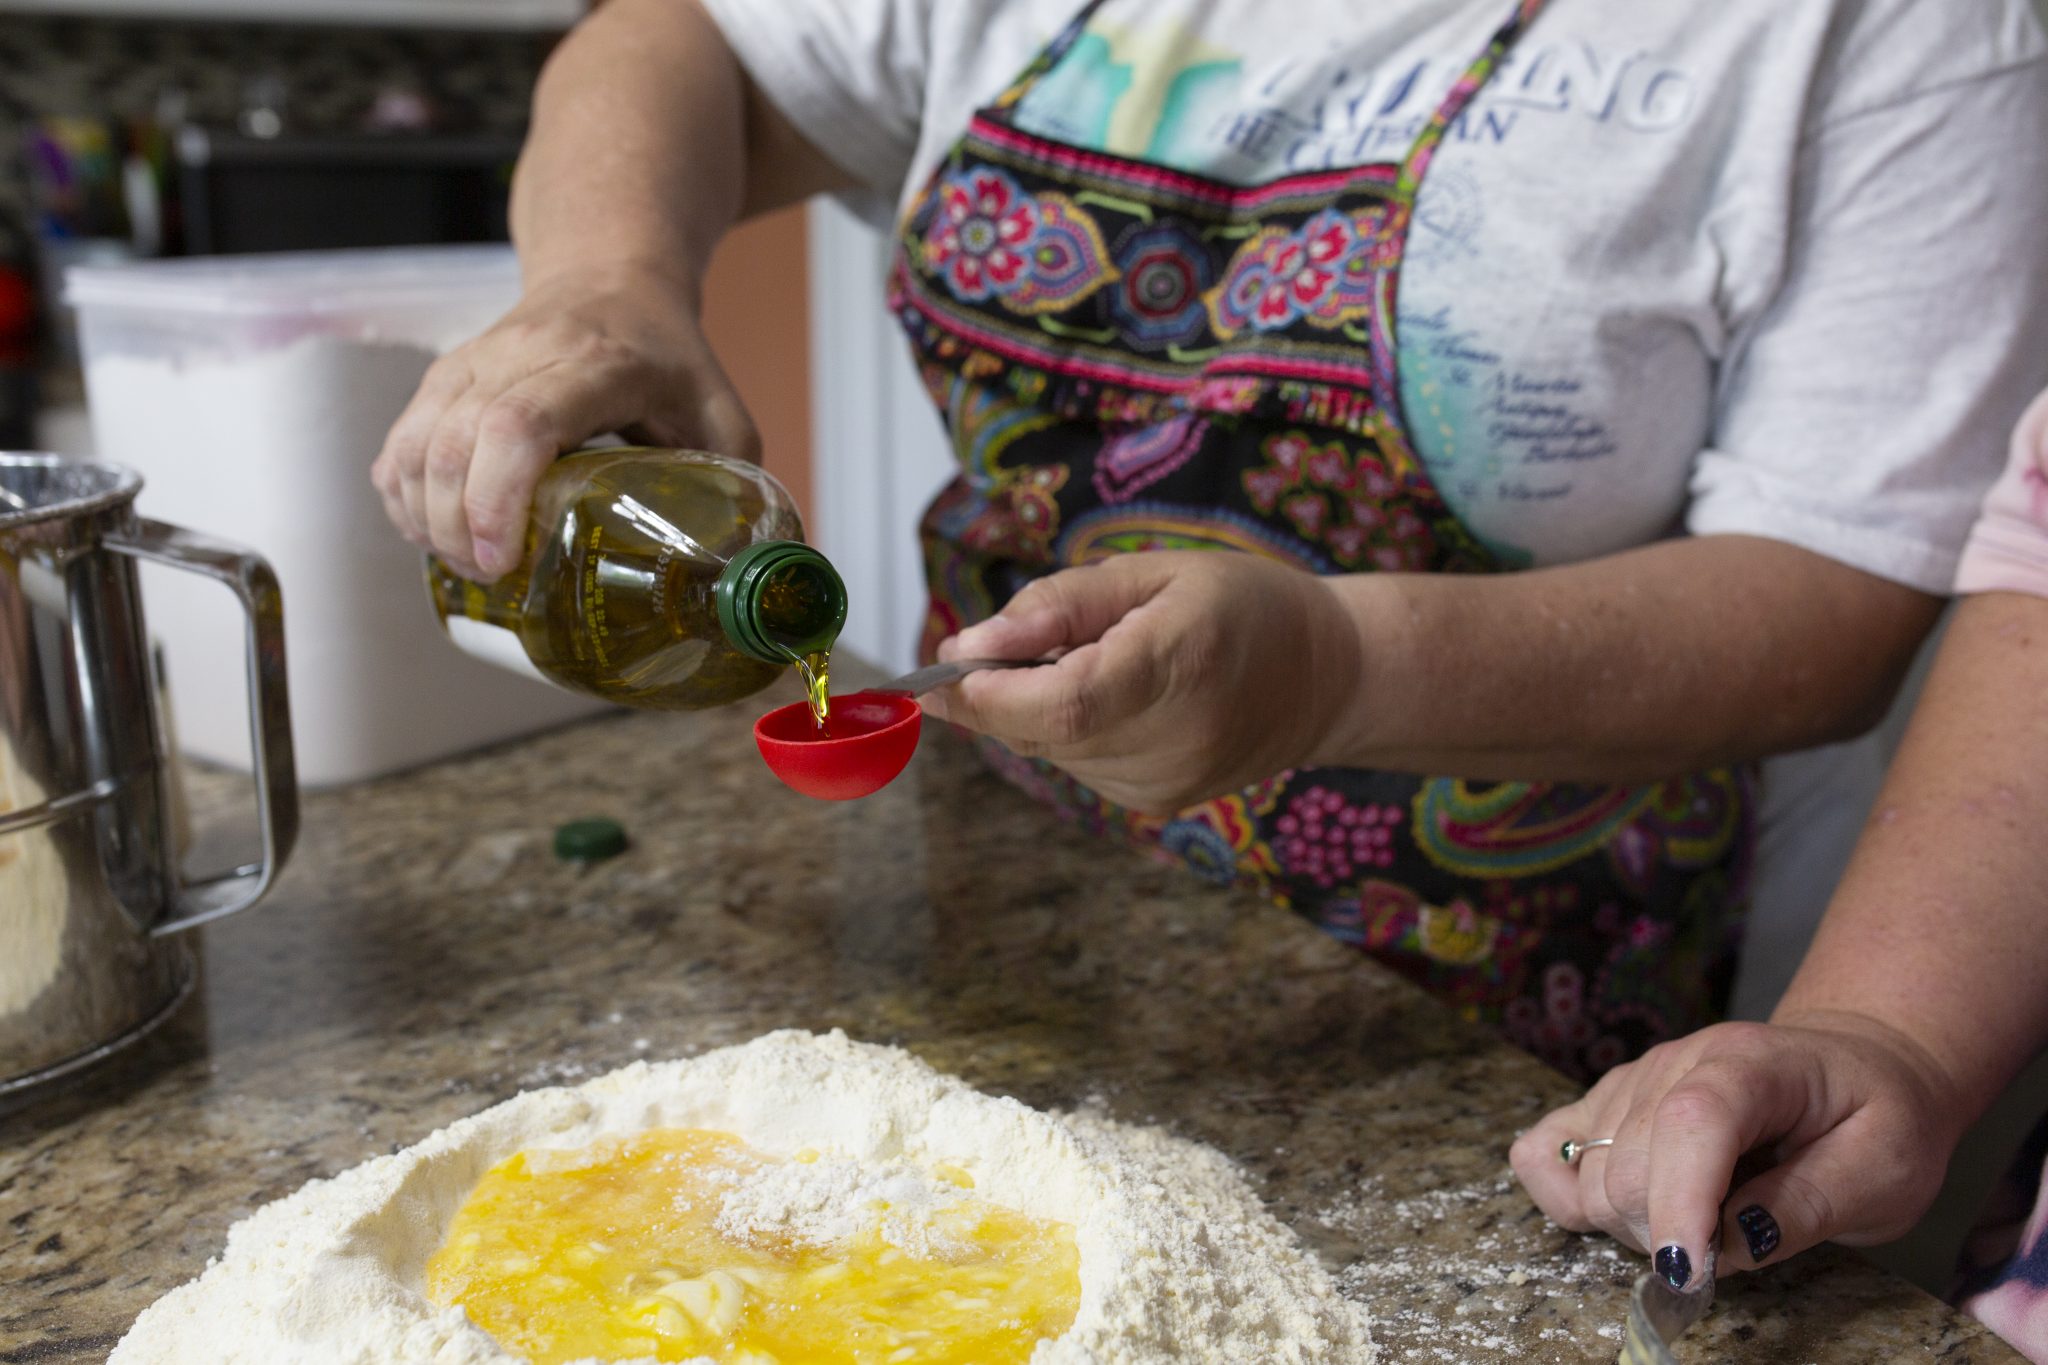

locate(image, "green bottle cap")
(715, 541), (848, 664)
(554, 817), (628, 863)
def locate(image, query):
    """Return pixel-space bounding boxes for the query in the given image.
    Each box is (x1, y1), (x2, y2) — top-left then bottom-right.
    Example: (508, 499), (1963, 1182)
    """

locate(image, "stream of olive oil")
(793, 649), (831, 730)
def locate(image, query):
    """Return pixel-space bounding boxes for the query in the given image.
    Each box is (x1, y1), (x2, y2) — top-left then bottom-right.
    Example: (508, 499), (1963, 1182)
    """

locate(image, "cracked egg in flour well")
(109, 1030), (1376, 1364)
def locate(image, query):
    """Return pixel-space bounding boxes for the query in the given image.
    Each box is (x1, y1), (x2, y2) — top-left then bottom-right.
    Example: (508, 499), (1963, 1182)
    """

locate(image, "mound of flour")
(110, 1030), (1374, 1364)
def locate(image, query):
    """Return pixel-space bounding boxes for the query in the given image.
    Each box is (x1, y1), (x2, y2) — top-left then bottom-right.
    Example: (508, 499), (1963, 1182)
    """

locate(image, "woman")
(1511, 390), (2048, 1361)
(373, 0), (2048, 1082)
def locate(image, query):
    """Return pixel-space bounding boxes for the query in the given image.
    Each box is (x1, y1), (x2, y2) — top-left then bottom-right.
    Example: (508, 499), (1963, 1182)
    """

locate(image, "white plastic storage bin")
(67, 246), (610, 785)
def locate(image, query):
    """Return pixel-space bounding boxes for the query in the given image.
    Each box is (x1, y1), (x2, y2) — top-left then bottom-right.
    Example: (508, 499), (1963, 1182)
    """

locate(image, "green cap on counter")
(553, 817), (628, 864)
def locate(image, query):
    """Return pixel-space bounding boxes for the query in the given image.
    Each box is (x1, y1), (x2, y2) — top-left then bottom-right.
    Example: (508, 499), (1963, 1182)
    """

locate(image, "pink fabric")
(1950, 393), (2048, 1362)
(1958, 1114), (2048, 1362)
(1956, 390), (2048, 597)
(1963, 1227), (2048, 1363)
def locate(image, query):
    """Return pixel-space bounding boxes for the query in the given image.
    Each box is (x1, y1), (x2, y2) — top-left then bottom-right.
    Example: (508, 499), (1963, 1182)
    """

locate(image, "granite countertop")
(0, 671), (2021, 1364)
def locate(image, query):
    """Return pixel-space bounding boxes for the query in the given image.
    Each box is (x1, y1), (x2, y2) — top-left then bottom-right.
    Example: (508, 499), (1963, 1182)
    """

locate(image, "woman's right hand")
(1509, 1013), (1965, 1291)
(371, 261), (758, 581)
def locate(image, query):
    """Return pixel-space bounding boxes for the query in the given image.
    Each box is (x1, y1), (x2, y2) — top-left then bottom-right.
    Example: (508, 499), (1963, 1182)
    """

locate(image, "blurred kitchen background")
(2, 4), (554, 429)
(0, 0), (954, 792)
(1, 1), (837, 510)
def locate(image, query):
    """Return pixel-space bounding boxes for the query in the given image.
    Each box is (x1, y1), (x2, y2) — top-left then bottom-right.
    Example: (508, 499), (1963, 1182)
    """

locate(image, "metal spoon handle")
(880, 658), (1037, 697)
(1620, 1264), (1714, 1365)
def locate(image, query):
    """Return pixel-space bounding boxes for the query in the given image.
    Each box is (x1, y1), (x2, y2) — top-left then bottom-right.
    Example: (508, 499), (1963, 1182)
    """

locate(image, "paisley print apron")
(887, 0), (1754, 1082)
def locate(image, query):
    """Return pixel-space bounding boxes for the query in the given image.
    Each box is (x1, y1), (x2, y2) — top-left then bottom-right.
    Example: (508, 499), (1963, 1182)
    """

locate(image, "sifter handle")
(105, 518), (299, 936)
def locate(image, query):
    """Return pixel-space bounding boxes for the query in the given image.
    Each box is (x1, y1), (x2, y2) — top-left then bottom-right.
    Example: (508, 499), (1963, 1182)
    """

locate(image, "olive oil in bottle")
(427, 447), (847, 720)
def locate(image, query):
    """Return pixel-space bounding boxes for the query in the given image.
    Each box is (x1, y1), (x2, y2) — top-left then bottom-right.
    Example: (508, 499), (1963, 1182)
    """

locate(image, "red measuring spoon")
(754, 660), (1031, 800)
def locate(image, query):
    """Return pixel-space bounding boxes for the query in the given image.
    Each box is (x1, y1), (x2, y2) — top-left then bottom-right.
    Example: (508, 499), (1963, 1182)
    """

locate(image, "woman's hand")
(369, 0), (823, 584)
(925, 551), (1362, 815)
(370, 262), (757, 581)
(1509, 1014), (1965, 1292)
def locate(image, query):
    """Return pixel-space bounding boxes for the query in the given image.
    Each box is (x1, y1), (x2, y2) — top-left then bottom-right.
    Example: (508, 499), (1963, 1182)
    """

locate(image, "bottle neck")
(715, 540), (848, 663)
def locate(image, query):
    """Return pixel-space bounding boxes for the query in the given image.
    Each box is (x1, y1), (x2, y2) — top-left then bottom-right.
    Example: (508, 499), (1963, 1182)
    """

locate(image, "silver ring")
(1559, 1138), (1615, 1164)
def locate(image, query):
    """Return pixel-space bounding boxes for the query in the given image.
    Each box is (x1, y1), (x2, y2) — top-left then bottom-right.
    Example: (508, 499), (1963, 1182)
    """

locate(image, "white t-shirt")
(700, 0), (2048, 995)
(702, 0), (2048, 586)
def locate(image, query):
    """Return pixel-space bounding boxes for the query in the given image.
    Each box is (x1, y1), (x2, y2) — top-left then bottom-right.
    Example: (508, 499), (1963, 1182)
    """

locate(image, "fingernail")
(1654, 1244), (1692, 1291)
(474, 542), (506, 577)
(1737, 1205), (1781, 1263)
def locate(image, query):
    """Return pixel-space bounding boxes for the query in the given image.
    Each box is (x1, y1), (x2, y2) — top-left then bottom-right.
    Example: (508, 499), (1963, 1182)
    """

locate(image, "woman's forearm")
(1312, 534), (1940, 783)
(1772, 591), (2048, 1120)
(511, 0), (848, 299)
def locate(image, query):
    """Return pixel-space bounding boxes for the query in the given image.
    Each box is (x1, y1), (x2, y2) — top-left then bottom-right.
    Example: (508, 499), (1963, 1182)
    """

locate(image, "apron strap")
(1397, 0), (1550, 199)
(985, 0), (1120, 119)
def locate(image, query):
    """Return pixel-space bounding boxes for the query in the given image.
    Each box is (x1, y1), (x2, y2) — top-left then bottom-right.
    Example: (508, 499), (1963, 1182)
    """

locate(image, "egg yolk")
(423, 1128), (1081, 1364)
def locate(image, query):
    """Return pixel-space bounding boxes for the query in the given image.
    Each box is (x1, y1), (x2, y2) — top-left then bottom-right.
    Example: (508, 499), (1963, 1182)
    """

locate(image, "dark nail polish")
(1737, 1204), (1781, 1262)
(1654, 1244), (1692, 1291)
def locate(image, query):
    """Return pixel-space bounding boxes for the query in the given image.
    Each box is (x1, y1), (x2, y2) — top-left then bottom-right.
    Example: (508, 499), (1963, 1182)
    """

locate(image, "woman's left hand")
(924, 551), (1361, 815)
(1509, 1015), (1963, 1292)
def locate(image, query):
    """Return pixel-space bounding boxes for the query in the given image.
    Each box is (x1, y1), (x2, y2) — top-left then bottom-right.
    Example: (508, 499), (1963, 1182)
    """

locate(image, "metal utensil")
(1621, 1265), (1715, 1364)
(879, 658), (1039, 697)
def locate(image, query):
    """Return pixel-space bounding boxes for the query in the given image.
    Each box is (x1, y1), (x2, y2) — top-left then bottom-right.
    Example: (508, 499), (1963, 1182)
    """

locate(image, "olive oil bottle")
(427, 448), (846, 721)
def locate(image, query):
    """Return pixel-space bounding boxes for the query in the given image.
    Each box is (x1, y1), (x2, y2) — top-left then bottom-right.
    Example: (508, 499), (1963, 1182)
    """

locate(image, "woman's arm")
(1773, 588), (2048, 1124)
(1511, 587), (2048, 1288)
(931, 533), (1937, 812)
(1318, 533), (1939, 782)
(513, 0), (851, 293)
(372, 0), (851, 580)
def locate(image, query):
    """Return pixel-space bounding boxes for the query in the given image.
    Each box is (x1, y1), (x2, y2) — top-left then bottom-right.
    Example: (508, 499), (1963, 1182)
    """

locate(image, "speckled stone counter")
(0, 672), (2021, 1364)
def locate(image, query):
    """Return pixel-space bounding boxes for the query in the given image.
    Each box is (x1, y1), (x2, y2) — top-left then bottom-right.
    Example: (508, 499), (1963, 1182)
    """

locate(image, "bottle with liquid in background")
(427, 448), (846, 723)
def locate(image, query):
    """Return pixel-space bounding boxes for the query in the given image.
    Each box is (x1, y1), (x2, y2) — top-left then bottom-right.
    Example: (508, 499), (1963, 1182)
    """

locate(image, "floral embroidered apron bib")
(887, 0), (1753, 1082)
